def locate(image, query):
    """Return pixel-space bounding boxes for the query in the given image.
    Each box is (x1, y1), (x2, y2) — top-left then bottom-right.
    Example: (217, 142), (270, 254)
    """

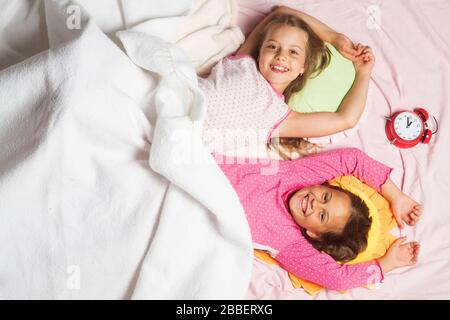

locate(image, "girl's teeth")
(302, 195), (308, 213)
(271, 65), (288, 72)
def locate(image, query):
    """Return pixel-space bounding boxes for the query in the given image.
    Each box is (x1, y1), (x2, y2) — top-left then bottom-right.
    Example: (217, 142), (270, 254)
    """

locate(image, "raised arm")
(235, 7), (278, 56)
(237, 6), (348, 55)
(277, 234), (419, 291)
(217, 148), (393, 194)
(274, 6), (365, 61)
(275, 6), (338, 44)
(276, 239), (383, 291)
(277, 148), (393, 192)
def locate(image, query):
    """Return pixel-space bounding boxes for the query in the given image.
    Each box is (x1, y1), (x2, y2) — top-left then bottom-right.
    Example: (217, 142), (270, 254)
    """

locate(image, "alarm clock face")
(394, 112), (423, 141)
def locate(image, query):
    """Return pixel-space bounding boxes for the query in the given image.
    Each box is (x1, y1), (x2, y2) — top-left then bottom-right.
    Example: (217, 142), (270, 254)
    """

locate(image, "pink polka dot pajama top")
(216, 148), (392, 291)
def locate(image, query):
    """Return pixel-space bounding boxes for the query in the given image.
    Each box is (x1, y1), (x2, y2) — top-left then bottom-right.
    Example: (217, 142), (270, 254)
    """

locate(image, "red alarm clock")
(385, 108), (436, 148)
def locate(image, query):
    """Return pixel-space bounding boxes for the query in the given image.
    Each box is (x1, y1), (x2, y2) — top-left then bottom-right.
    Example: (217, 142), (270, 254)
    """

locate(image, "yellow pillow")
(254, 176), (398, 295)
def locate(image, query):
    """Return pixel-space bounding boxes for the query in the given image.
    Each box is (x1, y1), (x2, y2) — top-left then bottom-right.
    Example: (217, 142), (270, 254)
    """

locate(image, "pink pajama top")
(216, 148), (392, 291)
(198, 54), (291, 154)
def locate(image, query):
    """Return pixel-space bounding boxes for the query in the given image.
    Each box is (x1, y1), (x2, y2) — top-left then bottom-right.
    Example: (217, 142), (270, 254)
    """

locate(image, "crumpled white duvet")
(0, 0), (252, 299)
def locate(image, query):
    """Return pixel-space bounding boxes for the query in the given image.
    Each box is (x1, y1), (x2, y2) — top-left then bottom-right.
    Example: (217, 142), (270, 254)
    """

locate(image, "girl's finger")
(355, 44), (365, 54)
(346, 46), (359, 54)
(395, 236), (407, 246)
(394, 215), (405, 229)
(411, 212), (420, 219)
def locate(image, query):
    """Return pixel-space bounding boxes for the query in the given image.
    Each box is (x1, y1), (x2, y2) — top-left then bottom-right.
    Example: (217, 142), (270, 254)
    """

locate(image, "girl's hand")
(353, 45), (375, 76)
(391, 194), (423, 229)
(331, 33), (363, 61)
(378, 237), (420, 273)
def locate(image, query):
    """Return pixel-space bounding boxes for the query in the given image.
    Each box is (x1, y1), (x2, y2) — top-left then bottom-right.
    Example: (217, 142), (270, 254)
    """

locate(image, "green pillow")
(288, 42), (355, 113)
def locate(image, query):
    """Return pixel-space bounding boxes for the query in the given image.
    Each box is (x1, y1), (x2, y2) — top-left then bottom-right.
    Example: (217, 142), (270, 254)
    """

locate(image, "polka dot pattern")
(199, 55), (289, 154)
(216, 148), (392, 290)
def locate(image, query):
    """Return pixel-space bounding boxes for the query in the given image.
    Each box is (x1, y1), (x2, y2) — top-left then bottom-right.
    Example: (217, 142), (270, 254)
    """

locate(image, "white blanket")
(0, 0), (252, 299)
(0, 0), (244, 75)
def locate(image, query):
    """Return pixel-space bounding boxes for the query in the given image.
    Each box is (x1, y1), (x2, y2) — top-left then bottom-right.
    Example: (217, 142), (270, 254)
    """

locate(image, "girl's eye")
(290, 50), (299, 55)
(324, 192), (330, 202)
(320, 212), (325, 223)
(268, 44), (276, 49)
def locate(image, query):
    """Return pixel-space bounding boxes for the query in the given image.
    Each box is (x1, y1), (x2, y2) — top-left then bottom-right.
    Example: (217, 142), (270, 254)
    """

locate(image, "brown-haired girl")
(216, 148), (422, 290)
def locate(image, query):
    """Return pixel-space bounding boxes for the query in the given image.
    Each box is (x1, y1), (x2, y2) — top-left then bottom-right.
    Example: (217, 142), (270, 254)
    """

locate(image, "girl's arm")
(236, 5), (359, 57)
(276, 241), (383, 291)
(275, 238), (384, 290)
(277, 235), (419, 291)
(236, 8), (278, 55)
(269, 6), (363, 60)
(275, 6), (338, 44)
(279, 148), (392, 192)
(277, 71), (371, 138)
(219, 148), (392, 197)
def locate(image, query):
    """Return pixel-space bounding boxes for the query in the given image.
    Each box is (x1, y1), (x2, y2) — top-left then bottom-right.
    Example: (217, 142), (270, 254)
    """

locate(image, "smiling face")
(288, 184), (352, 239)
(258, 24), (308, 93)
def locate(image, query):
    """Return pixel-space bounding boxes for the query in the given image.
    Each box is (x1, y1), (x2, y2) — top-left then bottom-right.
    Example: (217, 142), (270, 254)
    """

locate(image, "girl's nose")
(313, 198), (326, 211)
(275, 53), (287, 61)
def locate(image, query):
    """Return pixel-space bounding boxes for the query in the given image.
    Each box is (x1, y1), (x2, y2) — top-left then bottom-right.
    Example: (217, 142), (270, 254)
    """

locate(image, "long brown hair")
(301, 185), (372, 262)
(254, 14), (331, 160)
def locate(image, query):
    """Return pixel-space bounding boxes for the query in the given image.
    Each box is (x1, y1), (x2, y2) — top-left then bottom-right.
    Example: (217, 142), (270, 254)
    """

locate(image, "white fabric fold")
(0, 0), (252, 299)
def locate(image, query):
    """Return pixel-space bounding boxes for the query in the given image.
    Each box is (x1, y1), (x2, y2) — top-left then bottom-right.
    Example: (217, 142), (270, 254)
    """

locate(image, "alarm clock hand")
(406, 117), (412, 128)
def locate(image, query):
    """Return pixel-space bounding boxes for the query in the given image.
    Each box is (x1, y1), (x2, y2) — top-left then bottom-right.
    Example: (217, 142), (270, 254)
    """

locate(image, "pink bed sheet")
(238, 0), (450, 299)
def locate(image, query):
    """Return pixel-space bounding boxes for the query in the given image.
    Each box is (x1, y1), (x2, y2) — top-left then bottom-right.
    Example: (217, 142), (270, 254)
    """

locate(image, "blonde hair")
(254, 14), (331, 160)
